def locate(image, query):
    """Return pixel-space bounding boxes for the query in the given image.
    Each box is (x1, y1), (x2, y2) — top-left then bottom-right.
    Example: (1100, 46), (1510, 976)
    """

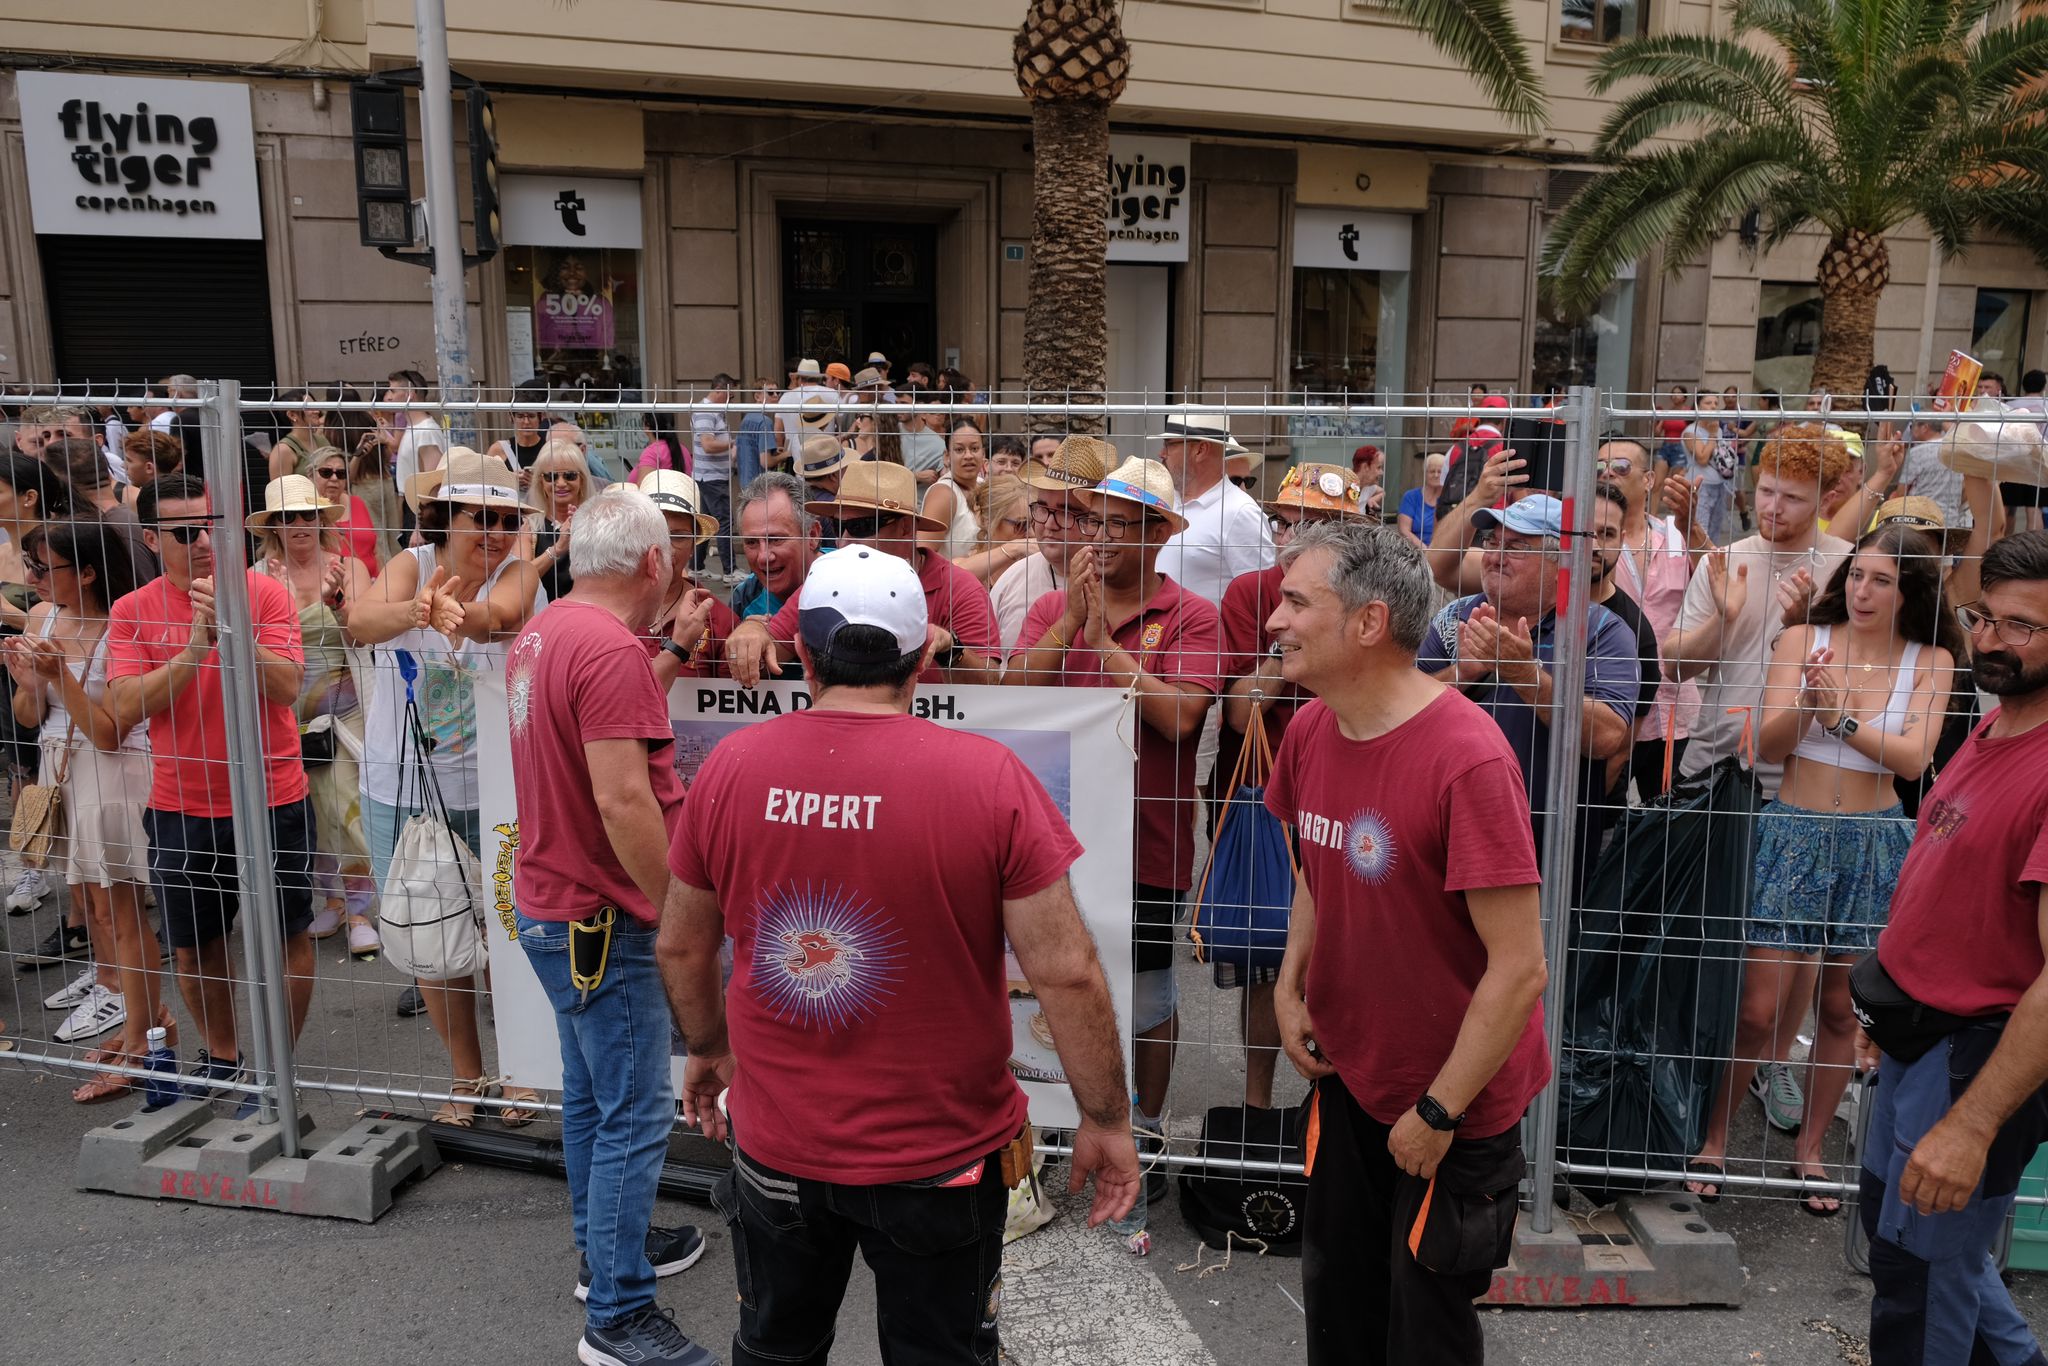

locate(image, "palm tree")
(1014, 0), (1543, 431)
(1542, 0), (2048, 398)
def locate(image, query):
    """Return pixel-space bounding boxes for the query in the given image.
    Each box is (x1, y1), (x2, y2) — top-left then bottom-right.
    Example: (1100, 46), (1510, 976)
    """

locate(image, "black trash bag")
(1556, 757), (1760, 1203)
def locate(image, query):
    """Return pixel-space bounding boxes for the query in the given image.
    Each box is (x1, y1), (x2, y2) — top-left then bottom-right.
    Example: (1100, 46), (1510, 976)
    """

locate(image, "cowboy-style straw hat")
(637, 469), (719, 544)
(1086, 456), (1190, 534)
(806, 460), (947, 534)
(1026, 434), (1114, 492)
(1872, 494), (1971, 555)
(405, 446), (544, 516)
(245, 473), (343, 531)
(796, 434), (862, 481)
(1264, 462), (1364, 518)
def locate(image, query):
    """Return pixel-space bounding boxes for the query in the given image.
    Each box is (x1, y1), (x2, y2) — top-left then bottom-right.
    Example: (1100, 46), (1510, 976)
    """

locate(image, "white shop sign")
(17, 71), (260, 239)
(1292, 208), (1412, 272)
(1106, 135), (1191, 263)
(501, 175), (643, 249)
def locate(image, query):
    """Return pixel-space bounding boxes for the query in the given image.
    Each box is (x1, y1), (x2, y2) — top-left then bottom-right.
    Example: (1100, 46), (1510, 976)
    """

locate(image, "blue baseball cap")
(1470, 493), (1564, 540)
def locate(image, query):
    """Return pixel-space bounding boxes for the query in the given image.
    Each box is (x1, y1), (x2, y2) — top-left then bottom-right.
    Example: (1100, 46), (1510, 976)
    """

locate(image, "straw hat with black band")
(1151, 410), (1232, 446)
(806, 460), (947, 535)
(636, 468), (719, 544)
(405, 446), (544, 516)
(246, 473), (343, 531)
(796, 434), (862, 482)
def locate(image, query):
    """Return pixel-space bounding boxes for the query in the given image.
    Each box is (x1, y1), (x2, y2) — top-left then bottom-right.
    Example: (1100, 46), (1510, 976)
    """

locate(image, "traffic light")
(350, 79), (414, 249)
(466, 86), (501, 262)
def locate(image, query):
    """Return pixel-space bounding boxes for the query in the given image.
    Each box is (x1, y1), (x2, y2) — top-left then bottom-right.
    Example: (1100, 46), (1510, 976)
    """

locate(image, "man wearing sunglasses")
(723, 461), (999, 687)
(106, 474), (319, 1100)
(1860, 532), (2048, 1365)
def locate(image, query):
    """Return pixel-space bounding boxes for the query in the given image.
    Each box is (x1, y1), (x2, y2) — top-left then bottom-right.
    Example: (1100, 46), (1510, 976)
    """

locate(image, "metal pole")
(202, 380), (305, 1155)
(414, 0), (474, 448)
(1525, 384), (1599, 1232)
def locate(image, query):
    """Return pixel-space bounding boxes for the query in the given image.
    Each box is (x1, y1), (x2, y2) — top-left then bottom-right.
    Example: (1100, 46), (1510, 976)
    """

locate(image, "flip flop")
(72, 1069), (133, 1104)
(1792, 1166), (1841, 1218)
(1684, 1159), (1724, 1204)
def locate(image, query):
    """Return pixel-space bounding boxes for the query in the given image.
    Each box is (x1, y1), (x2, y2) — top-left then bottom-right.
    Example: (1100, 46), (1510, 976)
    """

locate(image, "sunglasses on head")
(456, 505), (523, 532)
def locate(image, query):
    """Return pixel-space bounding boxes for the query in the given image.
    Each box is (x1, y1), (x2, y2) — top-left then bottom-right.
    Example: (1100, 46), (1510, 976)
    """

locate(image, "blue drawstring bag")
(1191, 708), (1297, 972)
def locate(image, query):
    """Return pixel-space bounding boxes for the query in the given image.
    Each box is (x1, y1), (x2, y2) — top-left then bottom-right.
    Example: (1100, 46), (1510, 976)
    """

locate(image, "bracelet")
(1047, 626), (1067, 650)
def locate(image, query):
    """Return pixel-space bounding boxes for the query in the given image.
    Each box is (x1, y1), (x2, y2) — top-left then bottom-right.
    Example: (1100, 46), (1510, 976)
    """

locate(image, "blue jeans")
(1862, 1024), (2048, 1365)
(517, 912), (675, 1329)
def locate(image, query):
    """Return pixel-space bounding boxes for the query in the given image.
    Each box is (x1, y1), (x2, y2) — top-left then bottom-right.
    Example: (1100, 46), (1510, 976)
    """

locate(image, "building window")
(1973, 288), (2032, 384)
(1533, 278), (1635, 398)
(1287, 265), (1410, 461)
(1560, 0), (1647, 44)
(504, 243), (646, 478)
(1754, 280), (1823, 398)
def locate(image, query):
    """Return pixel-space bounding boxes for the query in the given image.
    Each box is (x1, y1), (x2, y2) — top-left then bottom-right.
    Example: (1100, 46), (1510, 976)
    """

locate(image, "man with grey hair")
(729, 470), (820, 622)
(505, 484), (714, 1366)
(1262, 520), (1548, 1366)
(1415, 492), (1640, 900)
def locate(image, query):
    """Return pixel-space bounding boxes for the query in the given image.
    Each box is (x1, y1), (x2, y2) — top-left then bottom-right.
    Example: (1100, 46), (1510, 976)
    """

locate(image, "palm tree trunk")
(1810, 229), (1890, 400)
(1024, 99), (1112, 434)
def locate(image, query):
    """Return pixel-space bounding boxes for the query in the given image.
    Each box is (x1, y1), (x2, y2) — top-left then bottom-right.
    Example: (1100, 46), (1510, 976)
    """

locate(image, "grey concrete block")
(76, 1101), (439, 1224)
(1482, 1194), (1742, 1308)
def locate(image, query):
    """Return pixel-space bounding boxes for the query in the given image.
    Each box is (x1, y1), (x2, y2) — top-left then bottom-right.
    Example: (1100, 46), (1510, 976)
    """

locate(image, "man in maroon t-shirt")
(1215, 461), (1364, 1109)
(1006, 455), (1221, 1229)
(1263, 520), (1549, 1366)
(721, 460), (998, 686)
(1859, 533), (2048, 1364)
(505, 488), (715, 1366)
(660, 545), (1137, 1364)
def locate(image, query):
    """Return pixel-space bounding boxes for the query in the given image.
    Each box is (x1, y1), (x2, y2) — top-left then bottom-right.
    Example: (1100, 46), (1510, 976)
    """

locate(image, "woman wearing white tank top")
(1687, 524), (1964, 1213)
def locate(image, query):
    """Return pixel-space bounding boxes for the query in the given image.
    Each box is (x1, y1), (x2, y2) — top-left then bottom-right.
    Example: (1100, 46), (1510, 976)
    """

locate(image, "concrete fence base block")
(75, 1100), (441, 1223)
(1481, 1194), (1744, 1309)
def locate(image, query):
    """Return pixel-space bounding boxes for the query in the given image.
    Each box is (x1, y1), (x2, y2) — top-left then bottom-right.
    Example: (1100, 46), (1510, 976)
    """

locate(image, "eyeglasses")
(1028, 503), (1075, 528)
(1229, 475), (1259, 490)
(158, 522), (210, 545)
(540, 471), (580, 485)
(1958, 603), (2047, 647)
(1073, 510), (1143, 539)
(997, 516), (1031, 535)
(455, 506), (523, 533)
(313, 466), (348, 481)
(23, 557), (67, 578)
(279, 508), (323, 525)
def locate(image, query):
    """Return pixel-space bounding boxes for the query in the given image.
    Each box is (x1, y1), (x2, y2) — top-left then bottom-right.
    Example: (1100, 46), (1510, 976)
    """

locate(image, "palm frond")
(1375, 0), (1546, 132)
(1959, 13), (2048, 102)
(1542, 151), (1723, 315)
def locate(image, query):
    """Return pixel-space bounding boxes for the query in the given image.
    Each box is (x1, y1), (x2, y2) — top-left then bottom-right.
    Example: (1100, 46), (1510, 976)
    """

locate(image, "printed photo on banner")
(475, 675), (1134, 1130)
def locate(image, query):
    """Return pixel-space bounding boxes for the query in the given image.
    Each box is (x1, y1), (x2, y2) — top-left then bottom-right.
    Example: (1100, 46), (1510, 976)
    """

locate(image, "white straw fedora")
(405, 447), (544, 515)
(637, 468), (720, 544)
(245, 474), (342, 531)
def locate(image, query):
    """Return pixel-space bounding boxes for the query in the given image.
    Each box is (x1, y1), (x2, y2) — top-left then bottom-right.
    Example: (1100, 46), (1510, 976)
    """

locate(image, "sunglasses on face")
(541, 471), (580, 484)
(314, 466), (349, 481)
(279, 508), (323, 525)
(832, 512), (904, 540)
(23, 557), (67, 578)
(1229, 475), (1258, 490)
(456, 506), (523, 533)
(159, 522), (210, 545)
(1596, 457), (1636, 477)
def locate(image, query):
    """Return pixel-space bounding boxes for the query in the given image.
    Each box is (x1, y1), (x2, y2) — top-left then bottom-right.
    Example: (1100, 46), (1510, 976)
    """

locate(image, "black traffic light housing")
(348, 69), (501, 268)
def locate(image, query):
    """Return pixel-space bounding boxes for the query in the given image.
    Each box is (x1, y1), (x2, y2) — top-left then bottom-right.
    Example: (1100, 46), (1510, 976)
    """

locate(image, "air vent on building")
(1547, 170), (1599, 212)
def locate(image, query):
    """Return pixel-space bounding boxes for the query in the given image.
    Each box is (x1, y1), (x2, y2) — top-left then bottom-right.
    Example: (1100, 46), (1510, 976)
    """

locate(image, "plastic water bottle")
(140, 1026), (180, 1111)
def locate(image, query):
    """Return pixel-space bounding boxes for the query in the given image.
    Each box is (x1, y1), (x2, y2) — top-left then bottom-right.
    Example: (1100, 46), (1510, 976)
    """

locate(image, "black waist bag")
(1178, 1103), (1309, 1255)
(1849, 952), (2006, 1065)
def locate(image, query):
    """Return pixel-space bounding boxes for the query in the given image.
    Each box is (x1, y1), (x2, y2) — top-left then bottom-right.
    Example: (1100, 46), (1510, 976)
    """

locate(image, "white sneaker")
(6, 866), (49, 912)
(43, 963), (99, 1011)
(54, 985), (125, 1042)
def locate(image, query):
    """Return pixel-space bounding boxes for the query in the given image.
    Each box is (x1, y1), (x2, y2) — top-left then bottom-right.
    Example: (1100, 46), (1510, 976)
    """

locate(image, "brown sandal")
(498, 1085), (543, 1129)
(73, 1068), (134, 1104)
(432, 1077), (485, 1128)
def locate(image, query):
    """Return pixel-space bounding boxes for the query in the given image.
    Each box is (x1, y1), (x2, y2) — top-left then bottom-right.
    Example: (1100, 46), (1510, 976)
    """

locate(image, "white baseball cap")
(798, 545), (928, 664)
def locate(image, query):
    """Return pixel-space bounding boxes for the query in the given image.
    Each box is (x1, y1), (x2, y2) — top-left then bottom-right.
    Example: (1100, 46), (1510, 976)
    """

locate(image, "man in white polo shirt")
(1158, 410), (1273, 608)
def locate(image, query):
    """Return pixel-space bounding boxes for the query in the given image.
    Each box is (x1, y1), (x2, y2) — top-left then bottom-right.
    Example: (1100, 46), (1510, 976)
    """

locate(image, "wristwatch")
(935, 636), (964, 667)
(1417, 1093), (1464, 1132)
(660, 639), (694, 664)
(1825, 714), (1859, 740)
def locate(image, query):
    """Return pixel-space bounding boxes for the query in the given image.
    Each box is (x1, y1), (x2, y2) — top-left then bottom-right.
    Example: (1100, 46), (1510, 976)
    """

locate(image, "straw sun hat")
(805, 460), (946, 534)
(405, 447), (544, 516)
(245, 474), (343, 531)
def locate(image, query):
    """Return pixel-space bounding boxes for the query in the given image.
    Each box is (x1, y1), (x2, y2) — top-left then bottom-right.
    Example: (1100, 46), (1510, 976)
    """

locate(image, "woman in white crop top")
(1688, 525), (1963, 1212)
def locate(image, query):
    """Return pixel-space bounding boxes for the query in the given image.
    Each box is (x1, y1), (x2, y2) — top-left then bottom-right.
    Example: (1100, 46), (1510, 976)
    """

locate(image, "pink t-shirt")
(668, 709), (1080, 1183)
(107, 571), (309, 817)
(1614, 515), (1698, 741)
(761, 547), (997, 684)
(507, 600), (685, 926)
(1016, 575), (1221, 890)
(629, 440), (690, 482)
(1881, 713), (2048, 1017)
(1265, 692), (1548, 1138)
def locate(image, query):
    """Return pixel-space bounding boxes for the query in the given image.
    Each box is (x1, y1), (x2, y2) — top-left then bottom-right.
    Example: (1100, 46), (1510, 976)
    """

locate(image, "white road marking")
(1001, 1190), (1220, 1366)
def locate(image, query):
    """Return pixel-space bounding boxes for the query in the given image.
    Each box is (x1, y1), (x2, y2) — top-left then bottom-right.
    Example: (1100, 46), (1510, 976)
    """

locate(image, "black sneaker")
(184, 1050), (248, 1101)
(578, 1305), (719, 1366)
(18, 921), (89, 968)
(395, 984), (426, 1017)
(576, 1225), (707, 1302)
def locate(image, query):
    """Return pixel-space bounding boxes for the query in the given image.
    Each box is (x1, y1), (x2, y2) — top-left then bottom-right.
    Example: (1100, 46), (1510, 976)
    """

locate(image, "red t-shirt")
(338, 495), (381, 573)
(1219, 564), (1302, 749)
(1264, 692), (1548, 1138)
(1657, 416), (1687, 441)
(507, 600), (685, 926)
(1016, 575), (1221, 890)
(668, 709), (1081, 1183)
(107, 571), (308, 816)
(759, 547), (996, 683)
(1880, 713), (2048, 1016)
